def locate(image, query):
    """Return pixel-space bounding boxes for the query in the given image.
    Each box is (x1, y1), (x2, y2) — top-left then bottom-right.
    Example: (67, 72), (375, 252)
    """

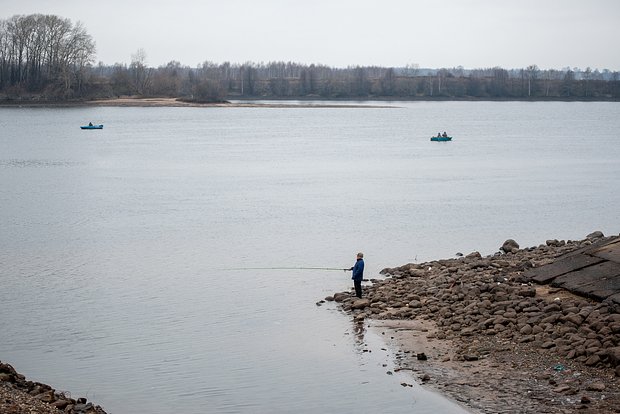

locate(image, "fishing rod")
(221, 266), (350, 271)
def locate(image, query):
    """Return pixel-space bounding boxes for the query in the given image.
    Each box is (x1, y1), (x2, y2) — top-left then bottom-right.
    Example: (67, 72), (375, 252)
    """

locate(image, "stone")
(351, 299), (370, 309)
(586, 231), (604, 239)
(586, 382), (605, 391)
(74, 402), (94, 412)
(543, 303), (561, 313)
(552, 385), (572, 393)
(36, 390), (55, 403)
(606, 346), (620, 366)
(564, 314), (584, 326)
(460, 327), (476, 336)
(333, 292), (349, 302)
(409, 269), (426, 277)
(584, 355), (600, 366)
(517, 288), (536, 297)
(417, 352), (427, 361)
(52, 399), (70, 409)
(501, 239), (519, 253)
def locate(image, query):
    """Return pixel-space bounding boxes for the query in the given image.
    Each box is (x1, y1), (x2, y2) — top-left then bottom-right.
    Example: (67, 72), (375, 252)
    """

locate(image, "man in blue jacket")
(348, 252), (364, 298)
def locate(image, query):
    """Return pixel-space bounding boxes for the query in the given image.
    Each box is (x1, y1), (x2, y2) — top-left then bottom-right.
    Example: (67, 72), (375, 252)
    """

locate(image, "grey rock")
(351, 298), (370, 309)
(501, 239), (519, 252)
(586, 231), (604, 239)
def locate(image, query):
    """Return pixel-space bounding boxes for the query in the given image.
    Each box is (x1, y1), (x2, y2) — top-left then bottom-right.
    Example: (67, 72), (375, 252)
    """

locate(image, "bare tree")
(525, 64), (539, 97)
(129, 48), (152, 95)
(583, 67), (592, 97)
(0, 14), (95, 97)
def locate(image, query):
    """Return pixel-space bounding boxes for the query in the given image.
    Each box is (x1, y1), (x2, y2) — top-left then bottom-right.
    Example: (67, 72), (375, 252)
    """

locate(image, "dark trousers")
(354, 280), (362, 298)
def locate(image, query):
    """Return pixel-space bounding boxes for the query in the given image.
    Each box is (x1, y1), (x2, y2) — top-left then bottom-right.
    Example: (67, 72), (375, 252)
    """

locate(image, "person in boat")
(442, 131), (448, 137)
(345, 252), (365, 298)
(88, 122), (93, 126)
(437, 132), (441, 137)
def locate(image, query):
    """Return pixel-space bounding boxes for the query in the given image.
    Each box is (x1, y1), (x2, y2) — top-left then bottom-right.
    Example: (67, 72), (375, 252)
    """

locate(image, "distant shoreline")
(0, 97), (394, 109)
(0, 95), (618, 109)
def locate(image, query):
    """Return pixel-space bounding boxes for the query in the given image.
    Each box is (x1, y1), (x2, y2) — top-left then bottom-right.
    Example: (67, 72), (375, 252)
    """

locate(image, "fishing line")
(222, 267), (348, 271)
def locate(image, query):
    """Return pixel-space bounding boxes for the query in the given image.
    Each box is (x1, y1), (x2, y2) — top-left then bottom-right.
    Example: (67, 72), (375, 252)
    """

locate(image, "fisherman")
(442, 131), (448, 137)
(89, 122), (93, 126)
(346, 252), (365, 298)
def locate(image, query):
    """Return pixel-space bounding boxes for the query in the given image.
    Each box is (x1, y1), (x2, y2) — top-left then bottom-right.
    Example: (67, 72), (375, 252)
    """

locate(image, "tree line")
(2, 14), (619, 102)
(0, 14), (95, 98)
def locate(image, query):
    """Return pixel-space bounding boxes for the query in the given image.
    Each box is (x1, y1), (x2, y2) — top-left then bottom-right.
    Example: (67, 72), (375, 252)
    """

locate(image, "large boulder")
(332, 292), (351, 302)
(501, 239), (520, 253)
(587, 231), (604, 239)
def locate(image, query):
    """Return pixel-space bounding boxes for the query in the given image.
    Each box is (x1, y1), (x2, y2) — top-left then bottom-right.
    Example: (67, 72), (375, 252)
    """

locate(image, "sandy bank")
(326, 232), (620, 413)
(89, 97), (396, 108)
(0, 97), (395, 108)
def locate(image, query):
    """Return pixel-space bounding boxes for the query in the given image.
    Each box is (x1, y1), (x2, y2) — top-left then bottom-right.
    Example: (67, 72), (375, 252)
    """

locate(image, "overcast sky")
(2, 0), (619, 70)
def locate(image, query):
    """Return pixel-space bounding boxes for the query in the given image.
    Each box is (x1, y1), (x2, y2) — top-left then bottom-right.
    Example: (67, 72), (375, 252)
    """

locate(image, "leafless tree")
(129, 48), (152, 95)
(0, 14), (95, 98)
(525, 64), (539, 97)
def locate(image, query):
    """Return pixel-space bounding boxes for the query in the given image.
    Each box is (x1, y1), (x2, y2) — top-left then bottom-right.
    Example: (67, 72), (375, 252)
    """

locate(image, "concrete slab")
(524, 255), (604, 284)
(523, 236), (620, 303)
(607, 293), (620, 306)
(589, 239), (620, 262)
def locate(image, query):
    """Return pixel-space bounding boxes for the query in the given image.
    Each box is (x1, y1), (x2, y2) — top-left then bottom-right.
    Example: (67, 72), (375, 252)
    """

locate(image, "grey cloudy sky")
(2, 0), (619, 70)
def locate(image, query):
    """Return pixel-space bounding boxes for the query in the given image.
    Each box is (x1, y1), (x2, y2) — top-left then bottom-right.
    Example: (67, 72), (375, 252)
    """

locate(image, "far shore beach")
(0, 96), (395, 109)
(3, 95), (614, 110)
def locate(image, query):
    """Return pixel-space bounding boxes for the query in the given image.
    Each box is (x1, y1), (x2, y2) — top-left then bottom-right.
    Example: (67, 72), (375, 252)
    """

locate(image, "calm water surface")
(1, 102), (619, 413)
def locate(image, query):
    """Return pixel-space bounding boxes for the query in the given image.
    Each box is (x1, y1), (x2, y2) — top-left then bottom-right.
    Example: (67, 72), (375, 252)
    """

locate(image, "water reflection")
(354, 321), (366, 350)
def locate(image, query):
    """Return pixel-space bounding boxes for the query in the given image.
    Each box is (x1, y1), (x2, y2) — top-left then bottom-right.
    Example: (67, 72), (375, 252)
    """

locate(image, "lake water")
(1, 101), (619, 413)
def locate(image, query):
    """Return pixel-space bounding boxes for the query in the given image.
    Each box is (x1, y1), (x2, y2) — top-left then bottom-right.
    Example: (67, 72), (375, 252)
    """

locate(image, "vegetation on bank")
(2, 14), (619, 103)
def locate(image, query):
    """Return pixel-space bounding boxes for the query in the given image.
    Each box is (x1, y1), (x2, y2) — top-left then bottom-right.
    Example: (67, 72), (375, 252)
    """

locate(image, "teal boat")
(80, 124), (103, 130)
(430, 136), (452, 142)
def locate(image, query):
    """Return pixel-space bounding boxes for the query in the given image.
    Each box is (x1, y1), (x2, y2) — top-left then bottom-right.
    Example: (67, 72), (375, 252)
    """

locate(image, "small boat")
(430, 136), (452, 142)
(80, 124), (103, 130)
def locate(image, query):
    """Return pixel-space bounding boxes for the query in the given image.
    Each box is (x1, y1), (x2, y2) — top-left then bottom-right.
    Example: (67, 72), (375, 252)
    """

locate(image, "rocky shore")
(326, 232), (620, 413)
(0, 362), (106, 414)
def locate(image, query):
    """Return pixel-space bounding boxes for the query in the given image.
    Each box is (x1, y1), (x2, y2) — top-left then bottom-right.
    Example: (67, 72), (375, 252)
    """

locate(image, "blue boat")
(430, 136), (452, 142)
(80, 124), (103, 130)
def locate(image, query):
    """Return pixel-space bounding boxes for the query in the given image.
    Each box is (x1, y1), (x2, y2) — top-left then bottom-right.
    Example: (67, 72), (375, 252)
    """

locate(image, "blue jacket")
(352, 258), (364, 281)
